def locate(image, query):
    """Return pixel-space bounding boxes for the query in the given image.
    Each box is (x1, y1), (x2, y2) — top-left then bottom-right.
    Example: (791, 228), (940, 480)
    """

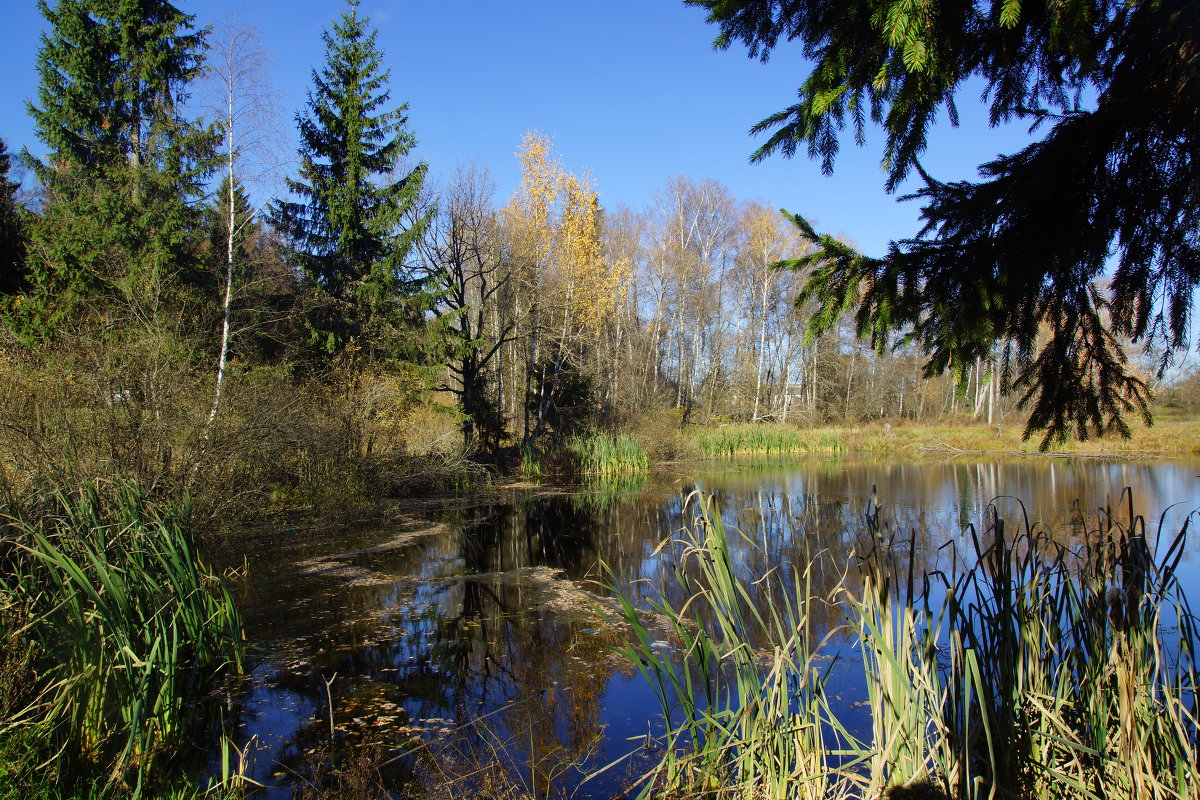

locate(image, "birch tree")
(200, 19), (287, 439)
(504, 131), (628, 441)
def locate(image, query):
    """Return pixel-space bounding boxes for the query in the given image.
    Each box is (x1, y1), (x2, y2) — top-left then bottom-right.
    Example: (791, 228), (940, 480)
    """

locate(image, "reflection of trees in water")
(601, 457), (1200, 654)
(233, 457), (1200, 793)
(239, 496), (623, 794)
(453, 498), (600, 576)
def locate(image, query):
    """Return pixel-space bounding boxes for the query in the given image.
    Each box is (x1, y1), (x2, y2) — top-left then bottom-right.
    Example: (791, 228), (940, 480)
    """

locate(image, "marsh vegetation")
(619, 492), (1199, 800)
(2, 0), (1199, 797)
(24, 457), (1172, 800)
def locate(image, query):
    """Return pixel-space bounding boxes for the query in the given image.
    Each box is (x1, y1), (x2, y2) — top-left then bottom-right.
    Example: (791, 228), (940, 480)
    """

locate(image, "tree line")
(0, 0), (1095, 505)
(688, 0), (1200, 449)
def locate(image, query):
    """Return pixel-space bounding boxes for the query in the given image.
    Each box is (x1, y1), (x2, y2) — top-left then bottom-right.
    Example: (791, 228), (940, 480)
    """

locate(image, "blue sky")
(0, 0), (1040, 255)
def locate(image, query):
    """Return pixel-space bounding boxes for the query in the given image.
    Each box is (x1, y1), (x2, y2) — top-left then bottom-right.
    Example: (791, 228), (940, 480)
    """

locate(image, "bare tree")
(646, 176), (735, 419)
(421, 164), (517, 452)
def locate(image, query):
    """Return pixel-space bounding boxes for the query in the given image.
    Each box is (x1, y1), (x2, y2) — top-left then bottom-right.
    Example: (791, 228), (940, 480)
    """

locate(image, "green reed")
(696, 424), (844, 457)
(519, 445), (544, 480)
(612, 492), (859, 800)
(616, 491), (1200, 800)
(0, 481), (244, 795)
(570, 433), (649, 476)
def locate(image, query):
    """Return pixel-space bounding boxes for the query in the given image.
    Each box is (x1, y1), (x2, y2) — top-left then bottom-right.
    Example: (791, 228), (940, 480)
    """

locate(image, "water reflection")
(222, 456), (1200, 798)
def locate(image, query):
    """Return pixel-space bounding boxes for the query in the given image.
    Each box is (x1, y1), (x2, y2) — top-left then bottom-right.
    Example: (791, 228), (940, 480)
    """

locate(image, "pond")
(217, 455), (1200, 798)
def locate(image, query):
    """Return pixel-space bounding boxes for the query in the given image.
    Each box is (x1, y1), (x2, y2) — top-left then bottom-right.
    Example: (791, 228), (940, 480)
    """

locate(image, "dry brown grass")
(679, 416), (1200, 459)
(837, 416), (1200, 455)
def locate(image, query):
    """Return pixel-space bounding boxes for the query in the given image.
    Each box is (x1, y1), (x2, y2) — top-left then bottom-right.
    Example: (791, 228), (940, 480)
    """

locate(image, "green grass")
(695, 424), (845, 457)
(614, 491), (1200, 799)
(0, 721), (248, 800)
(519, 444), (544, 480)
(570, 433), (649, 476)
(0, 481), (245, 796)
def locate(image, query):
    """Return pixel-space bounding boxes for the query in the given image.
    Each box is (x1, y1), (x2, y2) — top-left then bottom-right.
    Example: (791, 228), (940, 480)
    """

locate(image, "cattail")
(1106, 585), (1125, 631)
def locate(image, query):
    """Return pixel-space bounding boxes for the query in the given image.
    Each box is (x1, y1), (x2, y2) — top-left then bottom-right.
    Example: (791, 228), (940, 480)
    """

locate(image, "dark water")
(217, 456), (1200, 798)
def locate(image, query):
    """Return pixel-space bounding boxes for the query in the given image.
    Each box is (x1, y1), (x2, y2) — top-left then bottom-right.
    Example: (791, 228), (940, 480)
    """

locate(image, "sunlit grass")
(609, 492), (860, 799)
(842, 417), (1200, 455)
(690, 418), (1200, 458)
(696, 424), (845, 457)
(570, 433), (649, 476)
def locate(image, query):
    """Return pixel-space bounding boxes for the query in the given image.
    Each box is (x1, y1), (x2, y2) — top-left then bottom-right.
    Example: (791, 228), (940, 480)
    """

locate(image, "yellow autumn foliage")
(506, 131), (628, 335)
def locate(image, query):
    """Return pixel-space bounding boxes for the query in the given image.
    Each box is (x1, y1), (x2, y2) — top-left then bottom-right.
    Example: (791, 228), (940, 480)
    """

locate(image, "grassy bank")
(695, 423), (843, 456)
(682, 417), (1200, 459)
(510, 417), (1200, 486)
(616, 492), (1199, 800)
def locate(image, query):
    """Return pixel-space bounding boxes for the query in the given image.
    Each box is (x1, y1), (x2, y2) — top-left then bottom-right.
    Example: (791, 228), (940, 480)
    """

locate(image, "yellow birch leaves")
(506, 131), (627, 335)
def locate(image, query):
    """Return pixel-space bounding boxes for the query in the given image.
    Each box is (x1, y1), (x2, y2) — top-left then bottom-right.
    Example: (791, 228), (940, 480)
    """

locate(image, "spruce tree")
(691, 0), (1200, 447)
(0, 139), (25, 299)
(20, 0), (213, 337)
(272, 0), (431, 358)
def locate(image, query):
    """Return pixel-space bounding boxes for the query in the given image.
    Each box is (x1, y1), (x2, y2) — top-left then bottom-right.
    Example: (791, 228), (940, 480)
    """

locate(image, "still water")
(219, 456), (1200, 797)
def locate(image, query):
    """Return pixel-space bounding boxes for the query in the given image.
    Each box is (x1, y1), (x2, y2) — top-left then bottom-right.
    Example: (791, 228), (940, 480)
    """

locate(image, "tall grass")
(616, 492), (1200, 799)
(570, 433), (649, 476)
(0, 481), (244, 795)
(612, 493), (859, 799)
(696, 424), (844, 457)
(519, 444), (544, 480)
(924, 493), (1200, 800)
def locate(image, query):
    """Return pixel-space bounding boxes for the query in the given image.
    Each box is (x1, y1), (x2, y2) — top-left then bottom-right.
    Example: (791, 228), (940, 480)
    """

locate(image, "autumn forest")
(3, 0), (1199, 798)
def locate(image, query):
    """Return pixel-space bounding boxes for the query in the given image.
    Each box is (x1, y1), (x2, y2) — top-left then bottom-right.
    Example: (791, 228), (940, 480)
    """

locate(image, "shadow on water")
(214, 456), (1200, 798)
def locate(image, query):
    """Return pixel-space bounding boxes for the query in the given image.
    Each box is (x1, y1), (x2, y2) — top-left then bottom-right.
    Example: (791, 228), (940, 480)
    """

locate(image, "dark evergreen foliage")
(19, 0), (215, 337)
(0, 139), (25, 298)
(691, 0), (1200, 446)
(205, 175), (258, 286)
(271, 0), (431, 358)
(202, 175), (305, 365)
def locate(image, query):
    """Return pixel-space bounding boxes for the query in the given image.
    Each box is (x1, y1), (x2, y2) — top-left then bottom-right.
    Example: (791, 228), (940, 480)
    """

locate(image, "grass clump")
(570, 433), (649, 476)
(0, 480), (245, 796)
(617, 491), (1200, 799)
(611, 492), (853, 799)
(696, 424), (844, 457)
(519, 444), (544, 480)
